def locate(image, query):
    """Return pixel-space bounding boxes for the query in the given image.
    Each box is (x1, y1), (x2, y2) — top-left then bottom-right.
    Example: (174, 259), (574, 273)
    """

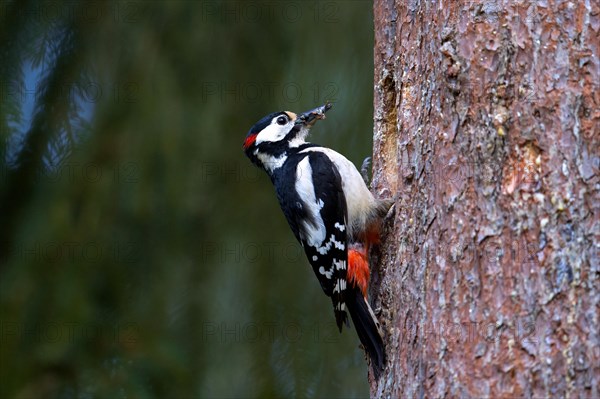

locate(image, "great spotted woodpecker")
(243, 103), (391, 376)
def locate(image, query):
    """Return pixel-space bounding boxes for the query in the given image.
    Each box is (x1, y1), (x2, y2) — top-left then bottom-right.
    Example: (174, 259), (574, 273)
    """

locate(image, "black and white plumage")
(243, 104), (388, 376)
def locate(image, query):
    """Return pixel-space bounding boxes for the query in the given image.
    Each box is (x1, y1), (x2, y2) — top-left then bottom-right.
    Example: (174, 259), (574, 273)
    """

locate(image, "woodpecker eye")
(276, 116), (287, 125)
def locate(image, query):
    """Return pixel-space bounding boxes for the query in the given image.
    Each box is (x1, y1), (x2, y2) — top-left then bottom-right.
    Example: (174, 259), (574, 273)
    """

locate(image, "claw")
(361, 157), (372, 186)
(384, 202), (396, 221)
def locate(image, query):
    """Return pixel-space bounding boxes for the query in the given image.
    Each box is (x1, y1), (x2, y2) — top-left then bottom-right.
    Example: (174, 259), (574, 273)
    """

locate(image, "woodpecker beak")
(296, 103), (333, 126)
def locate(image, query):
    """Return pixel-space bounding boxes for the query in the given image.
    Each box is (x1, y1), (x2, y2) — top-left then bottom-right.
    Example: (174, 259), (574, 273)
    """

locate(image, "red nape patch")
(348, 246), (370, 298)
(243, 133), (257, 149)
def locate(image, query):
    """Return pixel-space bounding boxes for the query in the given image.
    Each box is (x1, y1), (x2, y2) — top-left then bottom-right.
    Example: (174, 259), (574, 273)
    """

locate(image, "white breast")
(295, 156), (326, 246)
(299, 147), (375, 237)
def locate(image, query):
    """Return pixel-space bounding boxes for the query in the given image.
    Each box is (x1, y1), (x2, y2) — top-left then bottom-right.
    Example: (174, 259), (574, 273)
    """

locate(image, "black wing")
(279, 151), (349, 330)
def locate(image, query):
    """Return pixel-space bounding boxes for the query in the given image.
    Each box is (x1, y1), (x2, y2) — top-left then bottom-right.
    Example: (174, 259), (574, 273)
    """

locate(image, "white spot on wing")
(319, 266), (333, 279)
(335, 302), (346, 312)
(331, 234), (345, 250)
(334, 259), (346, 270)
(317, 241), (331, 255)
(314, 234), (344, 255)
(333, 278), (347, 293)
(334, 222), (345, 232)
(312, 256), (318, 261)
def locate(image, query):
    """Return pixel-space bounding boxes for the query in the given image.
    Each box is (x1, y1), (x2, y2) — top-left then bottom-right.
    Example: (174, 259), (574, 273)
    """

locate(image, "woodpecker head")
(243, 103), (332, 170)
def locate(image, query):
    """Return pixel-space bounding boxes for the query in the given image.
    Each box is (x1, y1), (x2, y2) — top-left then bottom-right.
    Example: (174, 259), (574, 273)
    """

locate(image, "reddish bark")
(371, 0), (599, 397)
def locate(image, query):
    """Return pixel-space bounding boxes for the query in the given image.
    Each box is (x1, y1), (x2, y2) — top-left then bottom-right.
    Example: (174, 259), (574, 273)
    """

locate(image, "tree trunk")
(371, 0), (599, 397)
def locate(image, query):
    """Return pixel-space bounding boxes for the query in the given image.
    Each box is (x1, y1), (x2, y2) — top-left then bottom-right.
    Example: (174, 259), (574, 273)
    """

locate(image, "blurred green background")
(0, 1), (374, 397)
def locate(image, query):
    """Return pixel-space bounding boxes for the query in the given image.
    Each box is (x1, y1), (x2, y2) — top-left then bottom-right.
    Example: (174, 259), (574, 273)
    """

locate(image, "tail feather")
(346, 288), (385, 378)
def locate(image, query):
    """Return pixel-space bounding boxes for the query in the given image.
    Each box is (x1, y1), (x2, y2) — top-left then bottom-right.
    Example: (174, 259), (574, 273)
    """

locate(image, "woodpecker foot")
(385, 202), (396, 221)
(361, 157), (372, 186)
